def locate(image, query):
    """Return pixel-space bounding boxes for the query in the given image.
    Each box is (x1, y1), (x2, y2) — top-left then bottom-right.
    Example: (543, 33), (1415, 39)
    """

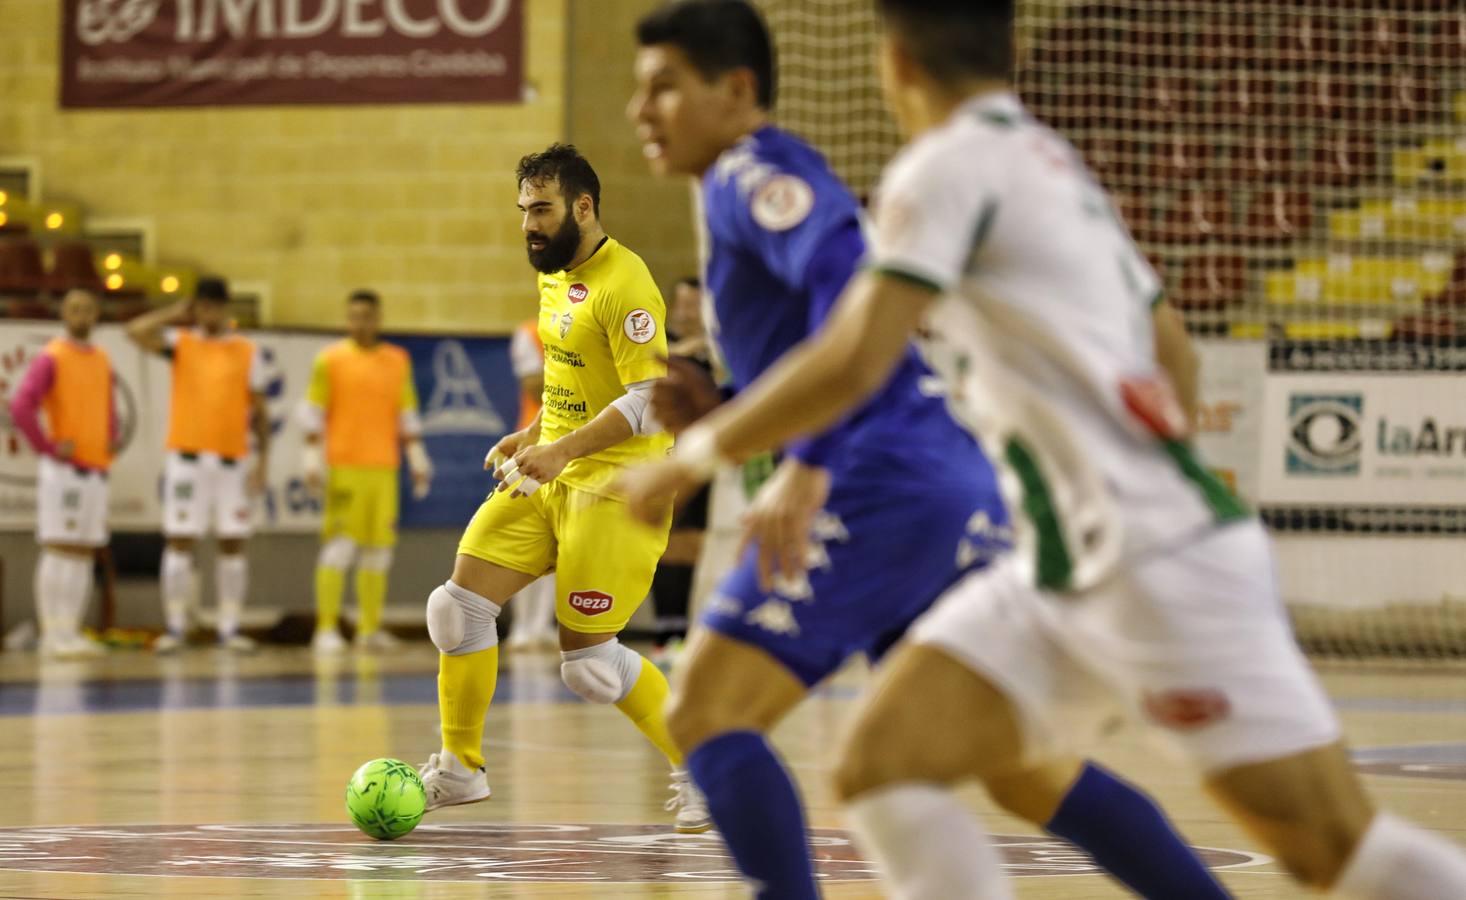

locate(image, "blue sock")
(687, 731), (818, 900)
(1045, 763), (1230, 899)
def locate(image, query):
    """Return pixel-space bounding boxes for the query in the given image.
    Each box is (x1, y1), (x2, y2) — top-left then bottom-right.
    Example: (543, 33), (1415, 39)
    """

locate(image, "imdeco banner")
(61, 0), (523, 108)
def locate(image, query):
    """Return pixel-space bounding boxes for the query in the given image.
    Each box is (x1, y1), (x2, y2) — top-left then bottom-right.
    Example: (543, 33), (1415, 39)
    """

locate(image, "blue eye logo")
(1286, 394), (1363, 476)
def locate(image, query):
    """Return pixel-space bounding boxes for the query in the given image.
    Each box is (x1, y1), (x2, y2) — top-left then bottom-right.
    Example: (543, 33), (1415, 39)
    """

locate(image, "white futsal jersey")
(870, 92), (1247, 592)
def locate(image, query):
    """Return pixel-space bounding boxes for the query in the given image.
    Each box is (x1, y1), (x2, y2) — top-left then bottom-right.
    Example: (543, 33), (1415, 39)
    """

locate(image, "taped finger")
(512, 476), (542, 498)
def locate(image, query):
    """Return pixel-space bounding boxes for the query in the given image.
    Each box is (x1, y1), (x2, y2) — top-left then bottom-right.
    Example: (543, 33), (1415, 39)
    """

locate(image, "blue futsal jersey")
(697, 126), (1010, 685)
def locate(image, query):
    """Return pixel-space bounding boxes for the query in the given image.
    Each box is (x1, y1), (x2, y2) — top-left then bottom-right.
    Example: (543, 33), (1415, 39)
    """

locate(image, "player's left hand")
(499, 441), (572, 497)
(739, 458), (830, 593)
(615, 459), (705, 526)
(246, 463), (267, 496)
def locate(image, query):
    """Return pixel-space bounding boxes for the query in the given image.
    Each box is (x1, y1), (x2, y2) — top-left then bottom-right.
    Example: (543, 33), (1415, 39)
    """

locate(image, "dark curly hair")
(516, 143), (602, 216)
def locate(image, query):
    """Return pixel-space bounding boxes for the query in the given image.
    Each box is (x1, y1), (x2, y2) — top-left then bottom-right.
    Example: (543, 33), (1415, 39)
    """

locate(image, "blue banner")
(394, 334), (522, 527)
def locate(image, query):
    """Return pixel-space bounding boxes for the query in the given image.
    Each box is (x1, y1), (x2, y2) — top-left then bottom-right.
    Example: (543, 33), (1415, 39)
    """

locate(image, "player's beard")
(526, 214), (582, 274)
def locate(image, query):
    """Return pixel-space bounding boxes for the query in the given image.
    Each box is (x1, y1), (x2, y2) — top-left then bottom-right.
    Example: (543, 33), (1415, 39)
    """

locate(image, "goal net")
(759, 0), (1466, 659)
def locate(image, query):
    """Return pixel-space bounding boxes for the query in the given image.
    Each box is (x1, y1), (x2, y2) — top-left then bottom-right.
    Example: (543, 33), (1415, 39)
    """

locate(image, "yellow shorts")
(457, 480), (672, 635)
(322, 466), (398, 547)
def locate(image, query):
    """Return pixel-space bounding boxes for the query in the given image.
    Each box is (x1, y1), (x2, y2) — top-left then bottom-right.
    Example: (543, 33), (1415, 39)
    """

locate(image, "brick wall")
(0, 0), (569, 333)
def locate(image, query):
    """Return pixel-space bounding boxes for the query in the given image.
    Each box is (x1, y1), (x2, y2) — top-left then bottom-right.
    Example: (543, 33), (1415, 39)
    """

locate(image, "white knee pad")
(318, 537), (357, 570)
(560, 638), (643, 704)
(426, 581), (502, 655)
(358, 546), (393, 572)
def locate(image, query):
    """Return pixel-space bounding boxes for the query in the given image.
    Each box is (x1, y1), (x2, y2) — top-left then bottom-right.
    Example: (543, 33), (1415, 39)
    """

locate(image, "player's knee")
(560, 639), (641, 705)
(425, 581), (501, 655)
(834, 716), (967, 803)
(218, 538), (246, 555)
(318, 537), (357, 570)
(358, 546), (393, 572)
(665, 689), (708, 754)
(1271, 825), (1362, 888)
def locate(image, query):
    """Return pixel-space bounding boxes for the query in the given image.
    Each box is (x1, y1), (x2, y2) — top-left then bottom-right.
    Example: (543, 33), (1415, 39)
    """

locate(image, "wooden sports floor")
(1, 643), (1463, 898)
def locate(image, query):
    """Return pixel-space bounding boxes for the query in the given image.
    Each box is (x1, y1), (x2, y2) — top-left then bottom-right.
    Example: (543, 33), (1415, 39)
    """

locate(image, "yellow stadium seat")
(1265, 254), (1452, 306)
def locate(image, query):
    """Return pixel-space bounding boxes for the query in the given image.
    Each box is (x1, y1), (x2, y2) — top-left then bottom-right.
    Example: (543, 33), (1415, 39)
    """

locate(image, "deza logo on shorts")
(568, 591), (613, 616)
(1286, 393), (1362, 476)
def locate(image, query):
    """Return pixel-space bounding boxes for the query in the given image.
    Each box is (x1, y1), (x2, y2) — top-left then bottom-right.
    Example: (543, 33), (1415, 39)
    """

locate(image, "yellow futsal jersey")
(536, 237), (671, 496)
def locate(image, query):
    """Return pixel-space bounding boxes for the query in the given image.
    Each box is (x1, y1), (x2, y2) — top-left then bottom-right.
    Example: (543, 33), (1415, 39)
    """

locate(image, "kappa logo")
(568, 284), (589, 304)
(623, 309), (656, 345)
(568, 590), (614, 616)
(77, 0), (159, 46)
(1286, 393), (1362, 476)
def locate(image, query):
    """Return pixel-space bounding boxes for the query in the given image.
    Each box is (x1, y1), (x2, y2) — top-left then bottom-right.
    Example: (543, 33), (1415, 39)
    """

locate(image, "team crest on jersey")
(623, 309), (656, 345)
(751, 175), (815, 232)
(568, 590), (613, 616)
(558, 311), (574, 339)
(568, 283), (589, 304)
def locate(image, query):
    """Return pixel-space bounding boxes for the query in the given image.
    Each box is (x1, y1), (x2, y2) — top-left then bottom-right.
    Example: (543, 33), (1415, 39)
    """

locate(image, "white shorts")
(910, 520), (1341, 774)
(36, 456), (110, 547)
(163, 451), (254, 539)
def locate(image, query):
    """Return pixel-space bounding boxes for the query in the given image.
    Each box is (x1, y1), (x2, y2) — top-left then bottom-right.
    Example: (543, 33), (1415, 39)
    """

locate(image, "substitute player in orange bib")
(127, 277), (271, 652)
(301, 289), (433, 655)
(9, 289), (116, 658)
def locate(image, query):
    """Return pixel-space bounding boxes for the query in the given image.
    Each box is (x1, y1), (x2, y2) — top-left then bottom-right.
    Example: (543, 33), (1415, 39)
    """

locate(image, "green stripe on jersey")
(1162, 440), (1250, 523)
(870, 265), (944, 295)
(1004, 436), (1073, 591)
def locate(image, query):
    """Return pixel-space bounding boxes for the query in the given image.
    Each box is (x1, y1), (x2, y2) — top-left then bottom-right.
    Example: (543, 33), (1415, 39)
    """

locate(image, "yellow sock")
(615, 656), (682, 767)
(314, 565), (345, 632)
(439, 646), (498, 770)
(355, 567), (387, 635)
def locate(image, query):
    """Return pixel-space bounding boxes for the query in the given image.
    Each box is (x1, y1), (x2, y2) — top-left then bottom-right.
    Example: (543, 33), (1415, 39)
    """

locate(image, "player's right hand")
(739, 458), (831, 594)
(650, 356), (723, 435)
(485, 429), (533, 479)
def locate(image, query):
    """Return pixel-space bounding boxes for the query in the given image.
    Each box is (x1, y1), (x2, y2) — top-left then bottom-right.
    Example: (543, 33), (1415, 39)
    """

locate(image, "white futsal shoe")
(153, 631), (186, 654)
(312, 628), (348, 655)
(668, 769), (713, 834)
(218, 633), (257, 653)
(354, 629), (401, 652)
(419, 751), (491, 811)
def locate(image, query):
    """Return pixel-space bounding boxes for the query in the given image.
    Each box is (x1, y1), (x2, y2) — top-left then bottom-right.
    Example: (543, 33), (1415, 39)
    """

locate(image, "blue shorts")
(701, 459), (1010, 687)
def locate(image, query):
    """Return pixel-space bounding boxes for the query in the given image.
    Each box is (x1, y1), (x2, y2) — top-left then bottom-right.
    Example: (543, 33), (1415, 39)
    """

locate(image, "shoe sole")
(674, 821), (714, 834)
(424, 788), (492, 812)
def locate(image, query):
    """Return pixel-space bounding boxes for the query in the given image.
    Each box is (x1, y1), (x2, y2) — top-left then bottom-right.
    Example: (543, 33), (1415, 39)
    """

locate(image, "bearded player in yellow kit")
(416, 144), (709, 832)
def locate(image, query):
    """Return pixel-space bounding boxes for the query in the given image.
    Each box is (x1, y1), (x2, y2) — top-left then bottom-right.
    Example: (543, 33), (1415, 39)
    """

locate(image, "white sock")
(216, 554), (248, 638)
(53, 553), (94, 637)
(33, 552), (65, 640)
(161, 548), (196, 635)
(846, 783), (1015, 900)
(1335, 813), (1466, 899)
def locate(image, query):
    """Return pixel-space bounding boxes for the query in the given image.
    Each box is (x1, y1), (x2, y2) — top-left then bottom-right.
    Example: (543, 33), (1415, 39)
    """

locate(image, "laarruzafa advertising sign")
(61, 0), (523, 108)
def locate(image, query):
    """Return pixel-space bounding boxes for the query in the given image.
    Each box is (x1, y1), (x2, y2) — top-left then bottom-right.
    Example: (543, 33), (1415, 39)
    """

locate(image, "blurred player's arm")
(125, 299), (191, 355)
(8, 351), (60, 458)
(400, 360), (432, 499)
(298, 351), (330, 492)
(1152, 298), (1200, 427)
(247, 345), (271, 495)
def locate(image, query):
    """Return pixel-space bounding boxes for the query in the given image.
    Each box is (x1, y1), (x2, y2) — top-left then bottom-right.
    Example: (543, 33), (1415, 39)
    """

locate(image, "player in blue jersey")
(622, 3), (1231, 899)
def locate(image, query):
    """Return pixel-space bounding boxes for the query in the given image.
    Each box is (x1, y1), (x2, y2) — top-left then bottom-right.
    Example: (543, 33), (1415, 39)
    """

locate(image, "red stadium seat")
(1155, 132), (1212, 184)
(1296, 72), (1360, 123)
(1215, 71), (1279, 125)
(1355, 16), (1413, 67)
(1427, 250), (1466, 306)
(1370, 69), (1444, 126)
(1308, 132), (1377, 187)
(1161, 189), (1232, 245)
(1111, 190), (1157, 244)
(46, 240), (104, 293)
(1231, 132), (1296, 184)
(1136, 75), (1199, 127)
(1243, 189), (1314, 245)
(1427, 12), (1466, 64)
(1173, 252), (1247, 310)
(0, 236), (45, 297)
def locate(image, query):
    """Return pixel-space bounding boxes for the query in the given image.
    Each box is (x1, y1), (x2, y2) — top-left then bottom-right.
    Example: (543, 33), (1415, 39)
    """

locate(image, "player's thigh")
(319, 467), (359, 542)
(666, 629), (809, 751)
(366, 467), (399, 547)
(834, 640), (1030, 801)
(161, 453), (205, 538)
(1205, 741), (1374, 887)
(36, 457), (83, 546)
(552, 486), (670, 635)
(213, 458), (254, 540)
(327, 467), (396, 546)
(80, 472), (109, 547)
(456, 484), (555, 582)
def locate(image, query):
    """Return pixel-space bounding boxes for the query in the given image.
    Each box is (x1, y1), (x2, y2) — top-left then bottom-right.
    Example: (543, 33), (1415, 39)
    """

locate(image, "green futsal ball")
(346, 758), (426, 840)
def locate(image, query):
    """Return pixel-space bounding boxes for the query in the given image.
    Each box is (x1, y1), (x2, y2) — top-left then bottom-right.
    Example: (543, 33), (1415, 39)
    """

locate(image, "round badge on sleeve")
(624, 309), (657, 344)
(752, 175), (815, 232)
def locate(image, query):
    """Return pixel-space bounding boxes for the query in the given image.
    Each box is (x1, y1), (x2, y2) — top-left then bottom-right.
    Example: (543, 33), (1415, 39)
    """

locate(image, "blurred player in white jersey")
(618, 2), (1466, 897)
(504, 314), (557, 651)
